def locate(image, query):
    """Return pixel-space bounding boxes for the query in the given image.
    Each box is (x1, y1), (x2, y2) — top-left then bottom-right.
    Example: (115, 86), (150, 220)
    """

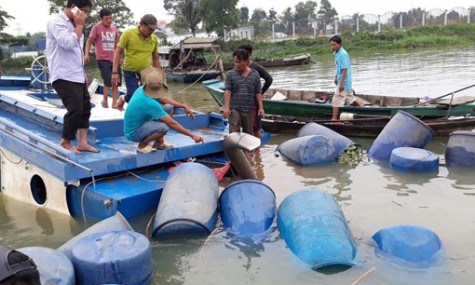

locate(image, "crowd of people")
(44, 0), (352, 155)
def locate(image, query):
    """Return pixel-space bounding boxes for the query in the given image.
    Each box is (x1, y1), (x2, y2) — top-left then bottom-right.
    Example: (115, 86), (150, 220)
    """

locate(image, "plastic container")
(58, 211), (133, 259)
(277, 189), (357, 269)
(297, 122), (353, 154)
(368, 111), (435, 160)
(18, 247), (75, 285)
(277, 135), (339, 166)
(152, 163), (219, 237)
(445, 131), (475, 167)
(219, 179), (276, 237)
(390, 147), (439, 172)
(71, 230), (153, 285)
(372, 225), (442, 268)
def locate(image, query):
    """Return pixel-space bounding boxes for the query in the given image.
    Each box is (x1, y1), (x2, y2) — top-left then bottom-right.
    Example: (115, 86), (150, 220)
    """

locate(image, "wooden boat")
(203, 79), (475, 119)
(222, 53), (312, 70)
(0, 74), (246, 220)
(260, 115), (475, 137)
(165, 37), (224, 83)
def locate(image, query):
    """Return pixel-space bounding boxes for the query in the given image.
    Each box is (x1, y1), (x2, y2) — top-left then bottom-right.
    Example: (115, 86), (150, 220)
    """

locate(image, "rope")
(0, 148), (23, 164)
(170, 53), (223, 96)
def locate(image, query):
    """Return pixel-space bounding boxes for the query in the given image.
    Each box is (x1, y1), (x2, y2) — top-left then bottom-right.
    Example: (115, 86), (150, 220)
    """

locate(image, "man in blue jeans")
(124, 67), (203, 153)
(112, 14), (162, 111)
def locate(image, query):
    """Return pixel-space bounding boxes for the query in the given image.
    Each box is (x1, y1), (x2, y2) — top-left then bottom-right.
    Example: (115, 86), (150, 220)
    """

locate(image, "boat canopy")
(170, 37), (220, 50)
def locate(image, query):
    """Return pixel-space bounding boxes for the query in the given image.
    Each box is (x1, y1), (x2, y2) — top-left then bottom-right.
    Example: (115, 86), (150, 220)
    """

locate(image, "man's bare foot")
(60, 139), (81, 155)
(76, 143), (100, 153)
(115, 95), (125, 111)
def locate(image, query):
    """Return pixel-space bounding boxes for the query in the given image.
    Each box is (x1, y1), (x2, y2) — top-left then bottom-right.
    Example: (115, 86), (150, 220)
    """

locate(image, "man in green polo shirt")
(112, 14), (162, 110)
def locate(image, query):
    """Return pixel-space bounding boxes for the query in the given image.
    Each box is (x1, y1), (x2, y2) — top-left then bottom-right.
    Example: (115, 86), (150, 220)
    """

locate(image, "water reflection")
(446, 167), (475, 194)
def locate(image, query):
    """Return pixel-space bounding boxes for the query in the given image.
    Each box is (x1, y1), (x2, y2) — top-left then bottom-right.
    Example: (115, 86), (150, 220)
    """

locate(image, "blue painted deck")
(0, 75), (230, 219)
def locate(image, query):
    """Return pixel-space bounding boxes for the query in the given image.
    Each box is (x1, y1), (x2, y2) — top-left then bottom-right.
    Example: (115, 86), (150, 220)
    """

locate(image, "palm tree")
(170, 0), (203, 36)
(0, 8), (15, 31)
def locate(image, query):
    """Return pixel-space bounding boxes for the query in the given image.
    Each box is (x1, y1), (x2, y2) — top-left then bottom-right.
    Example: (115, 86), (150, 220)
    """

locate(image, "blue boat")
(0, 74), (234, 220)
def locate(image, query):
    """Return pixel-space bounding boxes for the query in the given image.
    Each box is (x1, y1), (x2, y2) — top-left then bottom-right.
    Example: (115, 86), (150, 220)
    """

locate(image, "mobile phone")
(71, 6), (80, 15)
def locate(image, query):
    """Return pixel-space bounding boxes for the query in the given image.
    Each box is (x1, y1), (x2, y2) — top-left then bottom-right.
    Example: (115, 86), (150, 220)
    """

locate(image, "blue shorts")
(132, 121), (168, 142)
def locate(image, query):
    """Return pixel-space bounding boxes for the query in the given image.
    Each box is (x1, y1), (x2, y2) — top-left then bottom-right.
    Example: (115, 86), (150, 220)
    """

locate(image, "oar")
(413, 83), (475, 107)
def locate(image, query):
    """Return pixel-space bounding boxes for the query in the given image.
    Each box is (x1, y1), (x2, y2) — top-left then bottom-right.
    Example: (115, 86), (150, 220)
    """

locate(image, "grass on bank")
(2, 23), (475, 75)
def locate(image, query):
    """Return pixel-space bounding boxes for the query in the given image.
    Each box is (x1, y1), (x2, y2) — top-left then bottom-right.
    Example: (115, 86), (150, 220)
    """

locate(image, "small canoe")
(260, 115), (475, 137)
(203, 79), (475, 119)
(222, 53), (312, 70)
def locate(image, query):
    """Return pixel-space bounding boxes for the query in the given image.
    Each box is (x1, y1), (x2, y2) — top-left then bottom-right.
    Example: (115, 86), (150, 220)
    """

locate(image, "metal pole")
(468, 7), (471, 24)
(378, 15), (381, 33)
(272, 22), (275, 41)
(356, 16), (359, 33)
(400, 13), (403, 29)
(313, 21), (317, 37)
(444, 10), (448, 26)
(422, 12), (425, 26)
(292, 22), (295, 38)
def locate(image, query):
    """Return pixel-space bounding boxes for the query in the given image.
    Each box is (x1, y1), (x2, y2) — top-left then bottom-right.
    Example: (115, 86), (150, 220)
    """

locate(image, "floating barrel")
(372, 225), (442, 267)
(277, 135), (339, 166)
(368, 111), (434, 160)
(297, 122), (354, 154)
(219, 179), (276, 237)
(277, 189), (357, 269)
(152, 162), (219, 237)
(445, 131), (475, 167)
(18, 247), (75, 285)
(71, 230), (153, 285)
(58, 211), (133, 259)
(390, 147), (439, 172)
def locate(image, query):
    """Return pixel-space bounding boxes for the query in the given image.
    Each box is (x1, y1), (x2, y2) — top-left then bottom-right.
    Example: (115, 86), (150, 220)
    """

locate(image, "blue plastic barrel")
(71, 230), (153, 285)
(277, 189), (357, 269)
(152, 162), (219, 237)
(368, 111), (435, 160)
(372, 225), (442, 268)
(219, 179), (276, 237)
(445, 131), (475, 167)
(277, 135), (339, 166)
(390, 147), (439, 172)
(58, 211), (133, 259)
(297, 122), (354, 154)
(18, 247), (75, 285)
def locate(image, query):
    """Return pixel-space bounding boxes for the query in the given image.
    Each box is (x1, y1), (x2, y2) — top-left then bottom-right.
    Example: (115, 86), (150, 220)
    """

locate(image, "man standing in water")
(330, 35), (355, 121)
(238, 44), (273, 139)
(46, 0), (99, 154)
(223, 49), (264, 136)
(84, 8), (121, 109)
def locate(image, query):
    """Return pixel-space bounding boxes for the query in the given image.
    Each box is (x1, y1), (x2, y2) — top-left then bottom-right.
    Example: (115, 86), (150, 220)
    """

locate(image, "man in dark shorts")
(238, 44), (273, 139)
(223, 49), (265, 137)
(85, 8), (121, 108)
(46, 0), (99, 154)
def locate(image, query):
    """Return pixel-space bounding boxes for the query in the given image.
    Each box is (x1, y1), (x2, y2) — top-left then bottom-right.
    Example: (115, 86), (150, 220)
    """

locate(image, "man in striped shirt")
(223, 49), (265, 136)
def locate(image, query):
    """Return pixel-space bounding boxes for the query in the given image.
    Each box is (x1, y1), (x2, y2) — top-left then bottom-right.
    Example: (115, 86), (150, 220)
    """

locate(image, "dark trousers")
(229, 109), (254, 135)
(123, 70), (141, 102)
(52, 79), (91, 141)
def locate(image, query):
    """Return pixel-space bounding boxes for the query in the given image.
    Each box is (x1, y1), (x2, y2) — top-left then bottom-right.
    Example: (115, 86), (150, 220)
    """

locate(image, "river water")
(1, 47), (475, 284)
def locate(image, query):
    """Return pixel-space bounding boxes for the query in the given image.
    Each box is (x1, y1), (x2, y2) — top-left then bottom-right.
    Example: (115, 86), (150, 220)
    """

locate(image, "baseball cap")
(0, 245), (37, 283)
(140, 67), (169, 99)
(140, 14), (159, 30)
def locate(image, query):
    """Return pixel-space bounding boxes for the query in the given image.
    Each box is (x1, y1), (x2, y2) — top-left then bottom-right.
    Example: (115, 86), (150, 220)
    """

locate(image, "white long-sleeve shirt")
(46, 11), (86, 83)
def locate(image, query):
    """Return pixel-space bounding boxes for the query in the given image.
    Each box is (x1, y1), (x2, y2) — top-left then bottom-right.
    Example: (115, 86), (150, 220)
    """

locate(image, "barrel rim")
(219, 179), (276, 199)
(397, 110), (436, 135)
(152, 218), (212, 237)
(448, 130), (475, 137)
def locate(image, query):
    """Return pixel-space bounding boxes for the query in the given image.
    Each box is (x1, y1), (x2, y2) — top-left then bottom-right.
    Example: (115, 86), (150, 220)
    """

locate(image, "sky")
(1, 0), (474, 35)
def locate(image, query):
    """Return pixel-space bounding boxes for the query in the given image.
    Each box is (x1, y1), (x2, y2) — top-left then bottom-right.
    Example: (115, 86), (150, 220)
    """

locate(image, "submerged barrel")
(277, 135), (339, 166)
(372, 225), (442, 268)
(445, 131), (475, 167)
(58, 211), (133, 259)
(152, 162), (219, 237)
(368, 111), (435, 160)
(277, 189), (357, 269)
(297, 122), (354, 154)
(71, 230), (153, 285)
(18, 247), (75, 285)
(219, 180), (276, 237)
(390, 147), (439, 172)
